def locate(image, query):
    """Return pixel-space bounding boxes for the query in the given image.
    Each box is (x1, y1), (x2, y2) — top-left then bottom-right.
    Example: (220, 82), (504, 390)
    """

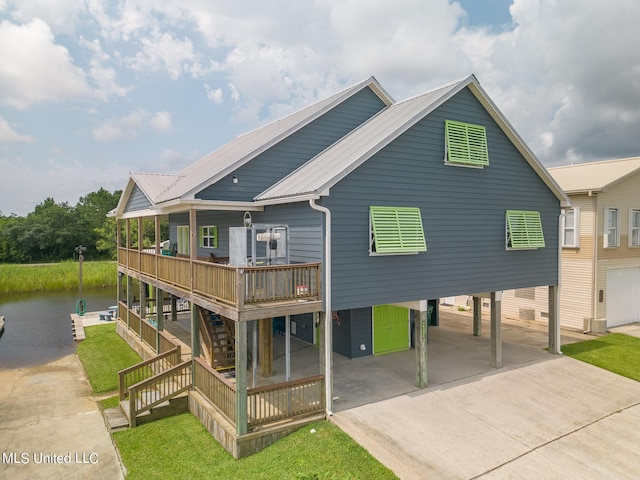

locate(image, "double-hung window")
(629, 209), (640, 247)
(445, 120), (489, 167)
(199, 225), (218, 248)
(562, 208), (580, 248)
(369, 206), (427, 255)
(505, 210), (545, 250)
(604, 207), (619, 248)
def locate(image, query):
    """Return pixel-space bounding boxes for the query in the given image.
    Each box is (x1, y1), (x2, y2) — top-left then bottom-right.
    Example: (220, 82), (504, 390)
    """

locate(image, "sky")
(1, 0), (639, 216)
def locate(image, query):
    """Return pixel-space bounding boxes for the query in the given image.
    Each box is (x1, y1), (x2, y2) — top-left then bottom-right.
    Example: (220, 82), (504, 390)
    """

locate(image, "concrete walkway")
(332, 325), (640, 479)
(0, 353), (125, 480)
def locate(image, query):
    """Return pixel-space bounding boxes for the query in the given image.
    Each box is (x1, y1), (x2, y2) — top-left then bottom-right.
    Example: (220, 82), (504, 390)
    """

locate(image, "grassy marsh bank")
(0, 261), (116, 295)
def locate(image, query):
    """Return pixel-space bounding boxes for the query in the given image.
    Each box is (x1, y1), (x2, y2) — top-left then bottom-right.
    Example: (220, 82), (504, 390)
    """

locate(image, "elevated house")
(113, 74), (569, 457)
(500, 156), (640, 332)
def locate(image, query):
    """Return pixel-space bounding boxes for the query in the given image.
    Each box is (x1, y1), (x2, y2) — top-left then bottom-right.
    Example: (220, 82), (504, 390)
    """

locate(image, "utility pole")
(75, 245), (87, 316)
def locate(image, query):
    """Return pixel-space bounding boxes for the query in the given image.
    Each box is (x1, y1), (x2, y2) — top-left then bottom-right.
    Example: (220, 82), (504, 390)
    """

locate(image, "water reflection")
(0, 287), (117, 369)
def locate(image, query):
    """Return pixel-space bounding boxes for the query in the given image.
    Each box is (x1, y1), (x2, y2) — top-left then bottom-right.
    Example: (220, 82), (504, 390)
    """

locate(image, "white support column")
(473, 296), (482, 336)
(548, 285), (562, 354)
(414, 302), (428, 388)
(490, 291), (502, 368)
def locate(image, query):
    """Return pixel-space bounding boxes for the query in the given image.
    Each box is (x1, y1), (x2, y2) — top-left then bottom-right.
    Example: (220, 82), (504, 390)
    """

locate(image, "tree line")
(0, 188), (122, 264)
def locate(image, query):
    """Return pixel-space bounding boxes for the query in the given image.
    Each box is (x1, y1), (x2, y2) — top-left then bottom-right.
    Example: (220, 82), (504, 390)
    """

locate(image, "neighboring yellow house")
(479, 157), (640, 332)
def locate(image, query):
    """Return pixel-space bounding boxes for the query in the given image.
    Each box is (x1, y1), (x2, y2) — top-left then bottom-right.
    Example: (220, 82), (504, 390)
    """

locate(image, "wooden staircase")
(117, 348), (192, 427)
(199, 310), (235, 370)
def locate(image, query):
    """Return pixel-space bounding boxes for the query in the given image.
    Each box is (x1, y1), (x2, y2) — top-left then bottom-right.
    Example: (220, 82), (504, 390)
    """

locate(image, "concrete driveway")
(332, 321), (640, 479)
(0, 354), (125, 480)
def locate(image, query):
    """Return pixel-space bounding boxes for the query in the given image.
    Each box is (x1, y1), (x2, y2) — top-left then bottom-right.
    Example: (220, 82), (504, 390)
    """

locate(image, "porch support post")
(490, 291), (502, 368)
(156, 286), (163, 353)
(548, 285), (562, 354)
(414, 302), (428, 388)
(285, 315), (291, 381)
(473, 296), (482, 336)
(259, 318), (273, 377)
(190, 303), (200, 358)
(235, 320), (248, 435)
(252, 320), (258, 388)
(126, 275), (133, 328)
(139, 280), (147, 333)
(189, 209), (197, 261)
(318, 312), (325, 372)
(171, 295), (177, 322)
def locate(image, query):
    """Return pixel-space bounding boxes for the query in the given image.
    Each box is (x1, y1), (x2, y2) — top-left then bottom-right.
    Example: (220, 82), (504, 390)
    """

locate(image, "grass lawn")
(114, 414), (397, 480)
(77, 323), (142, 393)
(78, 321), (397, 479)
(562, 333), (640, 381)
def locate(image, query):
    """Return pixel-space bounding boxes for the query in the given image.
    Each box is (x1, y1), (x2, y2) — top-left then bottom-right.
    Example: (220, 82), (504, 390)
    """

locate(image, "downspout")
(591, 192), (598, 331)
(309, 198), (333, 416)
(555, 210), (564, 353)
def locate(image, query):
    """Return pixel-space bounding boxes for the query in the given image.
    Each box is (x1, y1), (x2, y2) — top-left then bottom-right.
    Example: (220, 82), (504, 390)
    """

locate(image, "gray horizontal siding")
(168, 203), (322, 263)
(195, 88), (387, 202)
(124, 185), (152, 213)
(324, 86), (561, 311)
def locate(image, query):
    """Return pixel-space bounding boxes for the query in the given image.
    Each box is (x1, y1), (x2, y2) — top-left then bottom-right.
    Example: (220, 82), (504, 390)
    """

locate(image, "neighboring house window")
(629, 209), (640, 247)
(369, 206), (427, 255)
(604, 207), (619, 248)
(177, 226), (189, 255)
(562, 208), (580, 248)
(505, 210), (545, 249)
(444, 120), (489, 167)
(199, 225), (218, 248)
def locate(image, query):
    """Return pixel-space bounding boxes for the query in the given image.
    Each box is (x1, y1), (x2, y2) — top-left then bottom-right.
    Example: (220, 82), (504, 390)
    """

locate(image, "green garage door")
(373, 305), (409, 355)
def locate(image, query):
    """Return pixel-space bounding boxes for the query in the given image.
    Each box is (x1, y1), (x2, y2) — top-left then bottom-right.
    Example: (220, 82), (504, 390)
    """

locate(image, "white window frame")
(562, 208), (580, 248)
(604, 207), (620, 248)
(199, 225), (218, 249)
(176, 225), (189, 255)
(629, 208), (640, 247)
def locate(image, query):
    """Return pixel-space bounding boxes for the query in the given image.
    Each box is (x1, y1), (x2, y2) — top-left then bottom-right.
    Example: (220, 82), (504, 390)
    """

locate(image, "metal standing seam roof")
(548, 156), (640, 193)
(255, 74), (569, 207)
(130, 172), (182, 202)
(151, 77), (394, 204)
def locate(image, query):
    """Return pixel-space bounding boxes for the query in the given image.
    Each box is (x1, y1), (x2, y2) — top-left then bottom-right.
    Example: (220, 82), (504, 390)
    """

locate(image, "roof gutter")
(309, 198), (333, 416)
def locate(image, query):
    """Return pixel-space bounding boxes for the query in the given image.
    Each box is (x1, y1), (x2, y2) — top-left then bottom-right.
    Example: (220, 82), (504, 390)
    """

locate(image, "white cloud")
(126, 30), (203, 79)
(204, 84), (223, 104)
(149, 111), (172, 132)
(0, 116), (34, 143)
(0, 18), (91, 109)
(92, 109), (172, 141)
(79, 37), (131, 99)
(8, 0), (85, 35)
(92, 110), (147, 142)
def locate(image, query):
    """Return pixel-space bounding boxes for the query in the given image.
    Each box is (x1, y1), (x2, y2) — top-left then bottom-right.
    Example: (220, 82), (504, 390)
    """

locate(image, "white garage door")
(606, 267), (640, 327)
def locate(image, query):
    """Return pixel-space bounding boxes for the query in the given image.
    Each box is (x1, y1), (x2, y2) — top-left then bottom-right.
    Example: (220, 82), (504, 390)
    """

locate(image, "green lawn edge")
(562, 333), (640, 382)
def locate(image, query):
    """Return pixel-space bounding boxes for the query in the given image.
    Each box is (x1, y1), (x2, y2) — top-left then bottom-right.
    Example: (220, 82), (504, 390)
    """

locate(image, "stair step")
(104, 406), (130, 431)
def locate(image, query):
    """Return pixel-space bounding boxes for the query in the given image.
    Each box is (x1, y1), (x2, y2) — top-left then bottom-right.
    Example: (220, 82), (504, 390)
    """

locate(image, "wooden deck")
(117, 247), (322, 321)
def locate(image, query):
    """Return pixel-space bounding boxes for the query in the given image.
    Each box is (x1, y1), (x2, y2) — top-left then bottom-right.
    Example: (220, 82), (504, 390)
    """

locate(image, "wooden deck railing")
(140, 317), (157, 348)
(158, 330), (181, 356)
(118, 348), (182, 401)
(129, 310), (141, 336)
(118, 247), (321, 312)
(193, 357), (237, 425)
(247, 375), (325, 426)
(128, 360), (192, 427)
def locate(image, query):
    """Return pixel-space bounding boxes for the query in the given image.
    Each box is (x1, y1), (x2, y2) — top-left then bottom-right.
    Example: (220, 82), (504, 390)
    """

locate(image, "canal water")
(0, 287), (117, 369)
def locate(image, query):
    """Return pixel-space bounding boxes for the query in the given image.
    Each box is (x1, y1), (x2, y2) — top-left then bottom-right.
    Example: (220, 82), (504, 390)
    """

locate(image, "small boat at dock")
(0, 316), (5, 337)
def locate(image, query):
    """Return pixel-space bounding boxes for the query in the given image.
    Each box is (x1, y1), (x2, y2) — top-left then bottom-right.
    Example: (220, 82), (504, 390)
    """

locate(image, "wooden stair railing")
(123, 359), (193, 427)
(198, 310), (235, 370)
(118, 348), (181, 401)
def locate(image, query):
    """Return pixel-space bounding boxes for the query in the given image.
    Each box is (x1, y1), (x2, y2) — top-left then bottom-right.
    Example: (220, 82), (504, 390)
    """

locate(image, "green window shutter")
(211, 226), (218, 248)
(198, 226), (204, 247)
(370, 206), (427, 254)
(506, 210), (545, 249)
(445, 120), (489, 166)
